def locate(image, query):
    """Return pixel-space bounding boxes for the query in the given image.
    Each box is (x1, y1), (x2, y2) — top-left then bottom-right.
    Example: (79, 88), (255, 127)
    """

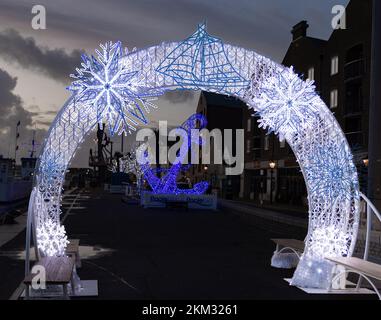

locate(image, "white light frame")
(25, 24), (360, 288)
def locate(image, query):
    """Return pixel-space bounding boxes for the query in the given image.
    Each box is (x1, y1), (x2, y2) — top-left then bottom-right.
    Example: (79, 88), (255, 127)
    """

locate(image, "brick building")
(193, 91), (245, 199)
(190, 0), (373, 206)
(242, 0), (372, 206)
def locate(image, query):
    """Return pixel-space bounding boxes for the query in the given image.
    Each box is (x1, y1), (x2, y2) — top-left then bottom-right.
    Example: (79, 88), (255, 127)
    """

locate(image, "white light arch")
(26, 24), (360, 288)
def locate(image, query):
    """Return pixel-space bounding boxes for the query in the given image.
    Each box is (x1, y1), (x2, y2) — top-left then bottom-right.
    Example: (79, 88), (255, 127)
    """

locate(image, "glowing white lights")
(290, 255), (335, 289)
(36, 218), (69, 257)
(27, 23), (361, 290)
(252, 66), (320, 140)
(305, 140), (358, 201)
(308, 226), (351, 258)
(68, 41), (163, 135)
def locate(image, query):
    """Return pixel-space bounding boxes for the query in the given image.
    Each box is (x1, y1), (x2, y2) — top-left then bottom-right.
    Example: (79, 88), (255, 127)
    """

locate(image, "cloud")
(0, 29), (82, 84)
(0, 68), (46, 159)
(28, 109), (57, 129)
(35, 119), (53, 127)
(28, 105), (41, 112)
(45, 110), (59, 115)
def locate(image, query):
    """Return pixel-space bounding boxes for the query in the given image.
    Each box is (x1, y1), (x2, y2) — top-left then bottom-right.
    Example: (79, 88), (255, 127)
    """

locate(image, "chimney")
(291, 20), (309, 41)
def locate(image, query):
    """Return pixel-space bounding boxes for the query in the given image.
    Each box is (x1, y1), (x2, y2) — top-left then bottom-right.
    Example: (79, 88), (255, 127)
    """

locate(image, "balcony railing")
(345, 131), (363, 147)
(344, 103), (363, 115)
(344, 59), (364, 81)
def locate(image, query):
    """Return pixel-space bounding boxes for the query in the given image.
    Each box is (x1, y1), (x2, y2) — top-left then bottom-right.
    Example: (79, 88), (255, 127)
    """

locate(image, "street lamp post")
(260, 169), (264, 206)
(269, 160), (276, 204)
(203, 165), (208, 192)
(203, 165), (208, 179)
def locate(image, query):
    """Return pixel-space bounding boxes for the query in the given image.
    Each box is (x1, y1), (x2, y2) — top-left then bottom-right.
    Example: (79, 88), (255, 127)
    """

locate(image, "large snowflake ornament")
(305, 140), (358, 201)
(308, 226), (351, 258)
(251, 66), (321, 139)
(38, 151), (65, 184)
(37, 151), (66, 207)
(36, 219), (69, 257)
(68, 41), (163, 135)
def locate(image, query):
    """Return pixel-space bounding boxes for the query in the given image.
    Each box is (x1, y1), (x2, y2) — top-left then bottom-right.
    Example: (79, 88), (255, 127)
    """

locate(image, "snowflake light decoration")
(252, 66), (321, 140)
(26, 23), (361, 290)
(36, 151), (66, 211)
(305, 140), (358, 201)
(36, 219), (69, 257)
(308, 226), (351, 258)
(68, 41), (163, 135)
(38, 151), (65, 185)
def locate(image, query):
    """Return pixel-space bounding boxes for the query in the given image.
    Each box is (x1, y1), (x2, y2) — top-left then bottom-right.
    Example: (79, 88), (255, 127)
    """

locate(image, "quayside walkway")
(0, 188), (375, 299)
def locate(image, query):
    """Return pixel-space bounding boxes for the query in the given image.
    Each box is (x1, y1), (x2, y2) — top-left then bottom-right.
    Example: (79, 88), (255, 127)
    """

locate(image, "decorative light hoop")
(26, 23), (360, 287)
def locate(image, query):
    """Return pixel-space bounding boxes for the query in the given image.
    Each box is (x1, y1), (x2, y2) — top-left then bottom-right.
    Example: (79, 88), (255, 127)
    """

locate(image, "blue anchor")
(140, 113), (209, 195)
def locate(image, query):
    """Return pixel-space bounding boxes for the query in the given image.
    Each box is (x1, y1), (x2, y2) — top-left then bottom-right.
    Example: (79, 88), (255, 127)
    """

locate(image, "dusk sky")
(0, 0), (348, 166)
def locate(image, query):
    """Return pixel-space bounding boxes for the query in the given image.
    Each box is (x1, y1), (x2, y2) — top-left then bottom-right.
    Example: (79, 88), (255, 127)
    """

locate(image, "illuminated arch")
(26, 23), (360, 288)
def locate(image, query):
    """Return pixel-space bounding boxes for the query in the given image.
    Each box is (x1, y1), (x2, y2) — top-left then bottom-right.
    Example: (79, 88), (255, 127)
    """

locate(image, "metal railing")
(355, 192), (381, 290)
(344, 59), (364, 81)
(359, 192), (381, 261)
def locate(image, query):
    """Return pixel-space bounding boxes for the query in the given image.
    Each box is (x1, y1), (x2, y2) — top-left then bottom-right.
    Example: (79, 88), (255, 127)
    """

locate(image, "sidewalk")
(219, 198), (381, 263)
(219, 199), (308, 230)
(1, 189), (376, 300)
(0, 187), (79, 250)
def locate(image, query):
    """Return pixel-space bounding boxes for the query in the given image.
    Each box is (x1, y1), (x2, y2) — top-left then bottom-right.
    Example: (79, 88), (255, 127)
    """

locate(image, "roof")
(282, 36), (327, 65)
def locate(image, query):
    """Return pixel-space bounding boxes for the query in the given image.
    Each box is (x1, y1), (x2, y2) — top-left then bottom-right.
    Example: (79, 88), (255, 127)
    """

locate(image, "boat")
(0, 156), (36, 203)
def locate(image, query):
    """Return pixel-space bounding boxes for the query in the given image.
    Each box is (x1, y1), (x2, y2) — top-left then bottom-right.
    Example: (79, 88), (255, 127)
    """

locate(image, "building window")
(280, 139), (286, 148)
(253, 150), (261, 159)
(330, 89), (338, 109)
(253, 137), (261, 160)
(345, 82), (363, 114)
(246, 139), (251, 154)
(345, 44), (363, 64)
(307, 67), (314, 81)
(331, 56), (339, 75)
(247, 118), (252, 132)
(264, 136), (269, 151)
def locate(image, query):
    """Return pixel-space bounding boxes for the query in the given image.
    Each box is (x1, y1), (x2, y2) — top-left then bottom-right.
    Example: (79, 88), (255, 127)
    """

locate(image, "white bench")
(327, 256), (381, 299)
(65, 239), (81, 268)
(24, 256), (75, 300)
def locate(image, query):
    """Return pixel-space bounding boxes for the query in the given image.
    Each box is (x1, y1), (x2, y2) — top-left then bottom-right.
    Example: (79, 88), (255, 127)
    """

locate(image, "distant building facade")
(194, 0), (373, 206)
(285, 0), (371, 194)
(241, 0), (372, 206)
(193, 91), (245, 199)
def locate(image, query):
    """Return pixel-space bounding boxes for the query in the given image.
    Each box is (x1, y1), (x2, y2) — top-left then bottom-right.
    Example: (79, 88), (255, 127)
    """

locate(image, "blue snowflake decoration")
(37, 151), (67, 203)
(305, 139), (359, 201)
(157, 23), (249, 95)
(38, 151), (65, 185)
(68, 41), (163, 135)
(252, 66), (321, 139)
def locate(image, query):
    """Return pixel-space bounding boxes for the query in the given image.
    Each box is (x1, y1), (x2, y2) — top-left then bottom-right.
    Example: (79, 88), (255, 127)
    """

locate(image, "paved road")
(0, 188), (376, 299)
